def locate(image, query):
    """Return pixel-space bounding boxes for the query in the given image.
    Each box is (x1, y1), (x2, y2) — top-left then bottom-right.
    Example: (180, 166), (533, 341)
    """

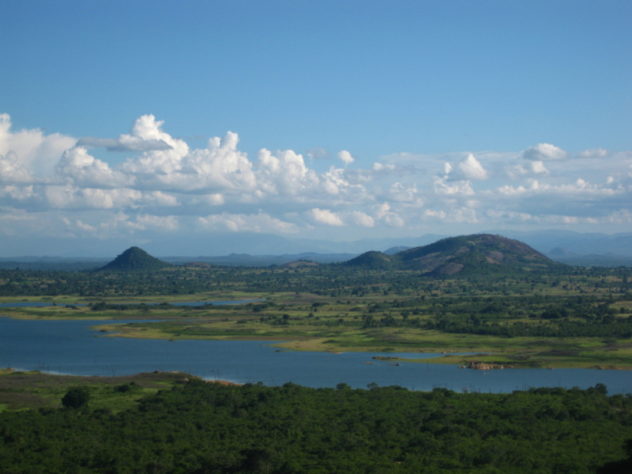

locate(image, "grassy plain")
(0, 369), (194, 413)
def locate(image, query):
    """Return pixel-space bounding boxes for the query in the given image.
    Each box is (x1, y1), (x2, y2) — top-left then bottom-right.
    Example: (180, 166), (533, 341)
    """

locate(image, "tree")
(62, 387), (90, 409)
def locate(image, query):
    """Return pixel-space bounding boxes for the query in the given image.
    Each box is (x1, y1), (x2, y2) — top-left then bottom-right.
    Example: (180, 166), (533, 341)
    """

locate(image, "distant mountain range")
(1, 230), (631, 269)
(93, 234), (560, 277)
(163, 252), (357, 267)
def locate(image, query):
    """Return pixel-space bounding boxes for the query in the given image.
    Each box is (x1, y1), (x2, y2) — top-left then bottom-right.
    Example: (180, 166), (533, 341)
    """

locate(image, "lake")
(1, 317), (631, 394)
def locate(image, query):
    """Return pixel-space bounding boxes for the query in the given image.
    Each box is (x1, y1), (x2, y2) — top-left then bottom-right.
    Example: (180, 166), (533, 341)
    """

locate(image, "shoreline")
(0, 367), (241, 386)
(95, 323), (632, 370)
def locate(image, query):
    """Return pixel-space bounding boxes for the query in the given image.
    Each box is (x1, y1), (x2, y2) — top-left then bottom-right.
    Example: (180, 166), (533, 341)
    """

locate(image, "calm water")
(1, 317), (631, 394)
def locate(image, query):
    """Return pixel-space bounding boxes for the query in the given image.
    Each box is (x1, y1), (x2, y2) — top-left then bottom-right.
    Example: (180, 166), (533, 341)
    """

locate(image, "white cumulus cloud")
(56, 146), (133, 188)
(433, 177), (474, 196)
(0, 151), (32, 183)
(522, 143), (567, 161)
(2, 111), (632, 245)
(530, 160), (548, 175)
(348, 210), (375, 227)
(308, 208), (344, 226)
(457, 153), (488, 180)
(338, 150), (355, 165)
(44, 186), (143, 209)
(123, 125), (256, 194)
(0, 113), (76, 180)
(257, 148), (318, 196)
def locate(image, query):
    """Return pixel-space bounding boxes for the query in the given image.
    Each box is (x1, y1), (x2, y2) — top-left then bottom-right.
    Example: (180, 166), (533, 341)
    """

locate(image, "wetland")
(1, 252), (632, 373)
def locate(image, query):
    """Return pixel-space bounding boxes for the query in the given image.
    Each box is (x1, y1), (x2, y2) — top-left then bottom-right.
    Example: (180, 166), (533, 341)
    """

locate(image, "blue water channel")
(1, 317), (631, 394)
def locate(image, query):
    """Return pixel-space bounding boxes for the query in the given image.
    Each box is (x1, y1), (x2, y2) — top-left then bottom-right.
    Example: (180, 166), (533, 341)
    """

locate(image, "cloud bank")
(1, 113), (631, 249)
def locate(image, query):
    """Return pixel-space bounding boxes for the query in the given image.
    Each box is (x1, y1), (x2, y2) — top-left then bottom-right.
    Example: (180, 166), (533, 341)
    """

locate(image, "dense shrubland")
(1, 379), (631, 473)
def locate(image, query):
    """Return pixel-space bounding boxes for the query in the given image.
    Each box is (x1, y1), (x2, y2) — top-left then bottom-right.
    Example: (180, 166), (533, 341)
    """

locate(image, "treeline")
(0, 381), (631, 472)
(0, 264), (629, 298)
(430, 317), (632, 338)
(356, 293), (632, 338)
(362, 312), (632, 338)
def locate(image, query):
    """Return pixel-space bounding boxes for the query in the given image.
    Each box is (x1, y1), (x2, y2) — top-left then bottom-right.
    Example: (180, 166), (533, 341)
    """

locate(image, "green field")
(0, 369), (193, 413)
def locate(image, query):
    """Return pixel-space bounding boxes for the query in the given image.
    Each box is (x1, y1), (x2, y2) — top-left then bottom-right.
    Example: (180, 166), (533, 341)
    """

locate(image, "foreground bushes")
(1, 381), (631, 472)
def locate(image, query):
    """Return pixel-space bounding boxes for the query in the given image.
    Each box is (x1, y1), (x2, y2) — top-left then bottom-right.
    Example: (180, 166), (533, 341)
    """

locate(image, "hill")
(345, 234), (560, 276)
(98, 247), (170, 272)
(345, 251), (395, 269)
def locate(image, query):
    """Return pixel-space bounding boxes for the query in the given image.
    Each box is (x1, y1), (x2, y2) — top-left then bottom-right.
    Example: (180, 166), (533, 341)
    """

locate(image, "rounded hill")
(395, 234), (559, 275)
(345, 251), (394, 269)
(343, 234), (561, 276)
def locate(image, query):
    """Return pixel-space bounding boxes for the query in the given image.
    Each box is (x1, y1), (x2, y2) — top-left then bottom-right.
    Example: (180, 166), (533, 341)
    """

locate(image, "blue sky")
(1, 0), (632, 255)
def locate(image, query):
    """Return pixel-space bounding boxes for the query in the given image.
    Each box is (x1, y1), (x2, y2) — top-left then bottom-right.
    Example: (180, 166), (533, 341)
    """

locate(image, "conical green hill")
(98, 247), (170, 272)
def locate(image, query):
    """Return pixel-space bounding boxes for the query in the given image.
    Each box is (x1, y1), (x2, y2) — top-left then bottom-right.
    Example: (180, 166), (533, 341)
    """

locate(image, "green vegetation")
(0, 370), (191, 413)
(1, 234), (631, 368)
(1, 236), (632, 472)
(0, 377), (630, 472)
(61, 386), (91, 409)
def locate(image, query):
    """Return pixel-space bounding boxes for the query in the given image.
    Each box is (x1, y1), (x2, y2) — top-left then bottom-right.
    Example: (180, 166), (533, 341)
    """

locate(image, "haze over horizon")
(2, 1), (631, 257)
